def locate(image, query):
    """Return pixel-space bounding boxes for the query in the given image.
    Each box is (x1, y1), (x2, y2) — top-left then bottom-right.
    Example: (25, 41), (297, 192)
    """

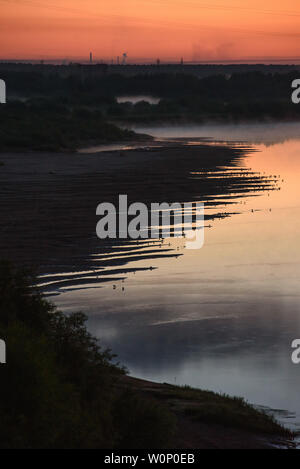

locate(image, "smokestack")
(90, 52), (93, 64)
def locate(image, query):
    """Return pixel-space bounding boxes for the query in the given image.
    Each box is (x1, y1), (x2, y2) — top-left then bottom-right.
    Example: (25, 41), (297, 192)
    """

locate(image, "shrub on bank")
(0, 261), (176, 448)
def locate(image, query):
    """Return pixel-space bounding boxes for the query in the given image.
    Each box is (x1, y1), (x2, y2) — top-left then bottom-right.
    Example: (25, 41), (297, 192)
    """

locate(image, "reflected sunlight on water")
(49, 122), (300, 437)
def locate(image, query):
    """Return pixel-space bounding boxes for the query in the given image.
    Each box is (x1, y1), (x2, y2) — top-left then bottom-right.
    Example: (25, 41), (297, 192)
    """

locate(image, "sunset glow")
(1, 0), (300, 62)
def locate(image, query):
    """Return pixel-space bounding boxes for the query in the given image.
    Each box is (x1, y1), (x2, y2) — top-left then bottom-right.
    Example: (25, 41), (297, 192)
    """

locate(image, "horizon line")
(1, 57), (300, 66)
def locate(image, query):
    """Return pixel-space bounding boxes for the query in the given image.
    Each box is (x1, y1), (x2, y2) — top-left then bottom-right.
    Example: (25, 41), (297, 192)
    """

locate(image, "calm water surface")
(52, 122), (300, 434)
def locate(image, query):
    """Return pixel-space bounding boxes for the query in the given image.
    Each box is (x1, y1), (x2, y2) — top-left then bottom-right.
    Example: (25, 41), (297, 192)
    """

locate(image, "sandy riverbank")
(0, 139), (275, 278)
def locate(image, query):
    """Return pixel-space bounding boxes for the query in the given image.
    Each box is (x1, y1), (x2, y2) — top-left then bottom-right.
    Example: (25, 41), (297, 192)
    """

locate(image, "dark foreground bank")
(0, 262), (294, 449)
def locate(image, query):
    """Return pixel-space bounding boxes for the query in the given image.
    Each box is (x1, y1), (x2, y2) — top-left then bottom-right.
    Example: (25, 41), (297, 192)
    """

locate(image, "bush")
(0, 261), (176, 448)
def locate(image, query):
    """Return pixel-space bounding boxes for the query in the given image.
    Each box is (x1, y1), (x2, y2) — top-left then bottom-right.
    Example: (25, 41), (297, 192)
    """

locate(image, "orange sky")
(1, 0), (300, 62)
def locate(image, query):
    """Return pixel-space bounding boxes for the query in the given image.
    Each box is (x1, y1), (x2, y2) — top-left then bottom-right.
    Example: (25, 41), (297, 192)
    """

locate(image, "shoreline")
(0, 139), (289, 448)
(0, 140), (273, 275)
(117, 375), (295, 449)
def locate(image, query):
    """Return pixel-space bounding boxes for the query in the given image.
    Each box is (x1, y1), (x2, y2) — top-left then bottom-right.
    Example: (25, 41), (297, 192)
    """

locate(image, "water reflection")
(132, 121), (300, 146)
(51, 123), (300, 436)
(42, 152), (277, 294)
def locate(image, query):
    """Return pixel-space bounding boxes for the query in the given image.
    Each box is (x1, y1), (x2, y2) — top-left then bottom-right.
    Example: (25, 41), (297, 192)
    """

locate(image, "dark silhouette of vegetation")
(0, 261), (175, 448)
(1, 68), (300, 151)
(0, 261), (293, 448)
(1, 67), (298, 101)
(2, 69), (300, 128)
(0, 101), (142, 151)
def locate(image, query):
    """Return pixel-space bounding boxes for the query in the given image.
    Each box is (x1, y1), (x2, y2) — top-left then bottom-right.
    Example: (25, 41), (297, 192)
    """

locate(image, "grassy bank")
(0, 261), (294, 448)
(118, 377), (295, 449)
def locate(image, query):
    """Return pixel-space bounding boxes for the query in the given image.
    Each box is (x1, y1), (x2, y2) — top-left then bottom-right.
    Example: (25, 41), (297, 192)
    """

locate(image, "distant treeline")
(2, 69), (300, 123)
(1, 70), (300, 150)
(1, 68), (298, 99)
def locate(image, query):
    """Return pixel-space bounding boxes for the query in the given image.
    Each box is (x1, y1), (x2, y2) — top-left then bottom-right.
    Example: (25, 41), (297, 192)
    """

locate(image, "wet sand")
(0, 140), (276, 279)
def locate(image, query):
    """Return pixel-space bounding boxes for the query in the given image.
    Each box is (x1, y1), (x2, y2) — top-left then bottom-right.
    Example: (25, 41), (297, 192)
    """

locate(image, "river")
(52, 121), (300, 436)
